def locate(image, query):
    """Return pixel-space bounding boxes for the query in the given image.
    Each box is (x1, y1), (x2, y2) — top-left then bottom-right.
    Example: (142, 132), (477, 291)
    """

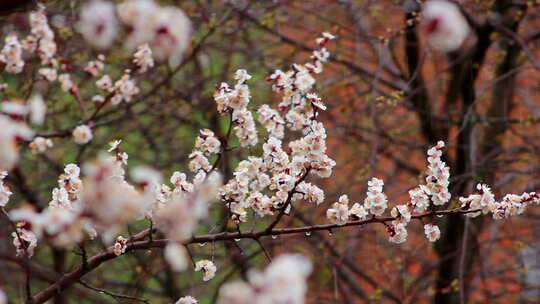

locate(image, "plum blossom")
(0, 171), (12, 207)
(388, 222), (408, 244)
(29, 7), (57, 64)
(73, 125), (93, 144)
(110, 72), (140, 104)
(293, 182), (324, 205)
(195, 259), (217, 281)
(118, 0), (191, 61)
(409, 186), (430, 213)
(217, 254), (312, 304)
(175, 296), (198, 304)
(0, 35), (25, 73)
(58, 74), (74, 92)
(165, 242), (189, 271)
(29, 137), (53, 154)
(424, 224), (441, 242)
(39, 68), (57, 81)
(391, 204), (412, 225)
(0, 114), (34, 170)
(327, 195), (350, 225)
(78, 0), (118, 49)
(96, 75), (113, 90)
(29, 94), (47, 125)
(364, 177), (388, 216)
(421, 0), (470, 52)
(84, 55), (106, 77)
(188, 151), (211, 173)
(113, 236), (128, 256)
(195, 129), (221, 155)
(213, 70), (258, 147)
(425, 141), (451, 205)
(80, 155), (146, 242)
(257, 105), (285, 139)
(12, 227), (38, 258)
(133, 44), (154, 73)
(154, 172), (221, 241)
(349, 202), (368, 220)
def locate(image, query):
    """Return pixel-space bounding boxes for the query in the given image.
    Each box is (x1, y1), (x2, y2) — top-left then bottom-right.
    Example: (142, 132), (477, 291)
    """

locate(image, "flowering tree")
(1, 1), (540, 303)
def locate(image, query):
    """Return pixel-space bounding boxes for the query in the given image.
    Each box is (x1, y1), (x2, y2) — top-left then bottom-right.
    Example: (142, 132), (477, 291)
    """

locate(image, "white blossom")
(29, 137), (53, 154)
(133, 44), (154, 73)
(79, 0), (118, 49)
(165, 242), (189, 271)
(364, 177), (388, 216)
(175, 296), (198, 304)
(0, 35), (25, 73)
(421, 0), (470, 52)
(217, 254), (312, 304)
(113, 236), (128, 256)
(388, 222), (408, 244)
(0, 115), (34, 170)
(0, 171), (12, 207)
(195, 129), (221, 155)
(326, 195), (350, 225)
(29, 94), (47, 125)
(73, 125), (93, 144)
(39, 68), (57, 81)
(424, 224), (441, 242)
(195, 259), (217, 281)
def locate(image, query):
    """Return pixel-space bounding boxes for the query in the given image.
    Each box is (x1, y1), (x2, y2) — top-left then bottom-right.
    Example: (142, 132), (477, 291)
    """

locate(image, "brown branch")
(28, 207), (480, 304)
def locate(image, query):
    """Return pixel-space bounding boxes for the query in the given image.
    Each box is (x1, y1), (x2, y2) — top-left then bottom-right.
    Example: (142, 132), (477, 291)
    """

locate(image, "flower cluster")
(217, 34), (336, 224)
(12, 223), (38, 258)
(0, 6), (57, 78)
(217, 254), (312, 304)
(257, 104), (285, 139)
(77, 0), (192, 61)
(154, 171), (222, 242)
(327, 178), (388, 226)
(6, 141), (164, 250)
(364, 178), (388, 216)
(84, 54), (106, 77)
(424, 141), (451, 205)
(194, 129), (221, 155)
(29, 6), (57, 65)
(326, 195), (352, 225)
(214, 70), (258, 147)
(0, 35), (24, 73)
(460, 183), (540, 220)
(10, 163), (93, 251)
(109, 72), (140, 105)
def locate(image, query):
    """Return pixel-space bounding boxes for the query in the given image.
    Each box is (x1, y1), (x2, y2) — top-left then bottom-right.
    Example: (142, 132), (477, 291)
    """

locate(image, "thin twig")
(78, 280), (150, 304)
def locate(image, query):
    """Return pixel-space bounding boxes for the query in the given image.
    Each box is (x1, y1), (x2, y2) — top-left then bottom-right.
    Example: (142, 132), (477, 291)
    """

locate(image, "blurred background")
(1, 0), (540, 303)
